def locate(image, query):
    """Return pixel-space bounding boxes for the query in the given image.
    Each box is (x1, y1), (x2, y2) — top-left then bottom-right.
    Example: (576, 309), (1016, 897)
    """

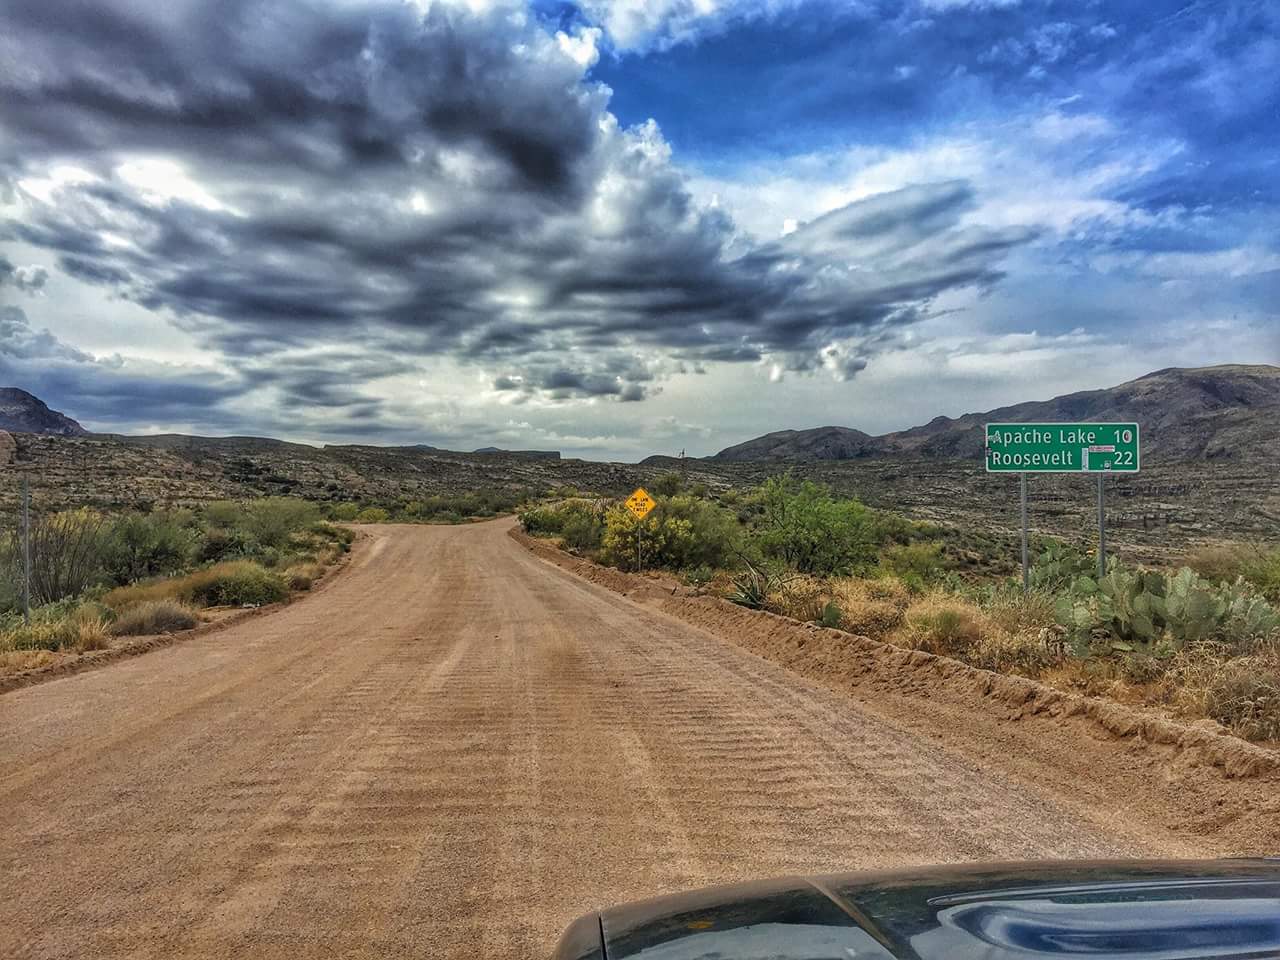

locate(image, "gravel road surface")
(1, 520), (1195, 959)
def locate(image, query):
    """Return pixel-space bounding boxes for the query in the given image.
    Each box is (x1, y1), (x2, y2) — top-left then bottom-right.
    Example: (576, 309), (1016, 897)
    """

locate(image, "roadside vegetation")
(326, 489), (526, 525)
(521, 471), (1280, 743)
(0, 497), (353, 674)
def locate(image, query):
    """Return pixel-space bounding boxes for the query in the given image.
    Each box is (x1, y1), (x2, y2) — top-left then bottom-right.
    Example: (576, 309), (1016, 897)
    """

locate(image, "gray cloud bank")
(0, 0), (1033, 428)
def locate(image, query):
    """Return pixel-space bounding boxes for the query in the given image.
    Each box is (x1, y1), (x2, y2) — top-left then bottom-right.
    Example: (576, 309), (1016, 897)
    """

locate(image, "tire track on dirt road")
(0, 519), (1207, 959)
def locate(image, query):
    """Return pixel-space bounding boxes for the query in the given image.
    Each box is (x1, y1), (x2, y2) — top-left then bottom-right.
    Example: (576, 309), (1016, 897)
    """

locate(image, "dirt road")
(0, 520), (1208, 959)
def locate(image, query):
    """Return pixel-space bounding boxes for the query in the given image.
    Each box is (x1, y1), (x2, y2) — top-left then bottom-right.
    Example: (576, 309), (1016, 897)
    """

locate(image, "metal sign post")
(22, 471), (31, 624)
(624, 487), (657, 573)
(1020, 472), (1029, 593)
(1097, 474), (1106, 580)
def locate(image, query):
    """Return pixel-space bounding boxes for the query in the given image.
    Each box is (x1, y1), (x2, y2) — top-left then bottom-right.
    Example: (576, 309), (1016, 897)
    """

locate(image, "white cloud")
(576, 0), (805, 51)
(688, 111), (1184, 240)
(556, 25), (602, 68)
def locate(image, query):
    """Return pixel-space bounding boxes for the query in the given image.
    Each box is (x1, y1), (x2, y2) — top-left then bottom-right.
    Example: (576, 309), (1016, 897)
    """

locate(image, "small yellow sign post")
(625, 488), (656, 571)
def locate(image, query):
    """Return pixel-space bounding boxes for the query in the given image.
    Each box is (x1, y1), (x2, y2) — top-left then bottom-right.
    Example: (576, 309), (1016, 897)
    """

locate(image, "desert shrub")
(6, 508), (109, 606)
(103, 511), (195, 584)
(102, 578), (181, 610)
(561, 513), (604, 552)
(519, 499), (604, 543)
(195, 526), (253, 564)
(752, 474), (875, 575)
(185, 562), (288, 607)
(331, 502), (361, 522)
(1244, 551), (1280, 602)
(819, 601), (843, 628)
(110, 600), (200, 636)
(650, 472), (683, 498)
(879, 541), (946, 590)
(106, 561), (287, 609)
(519, 506), (564, 535)
(238, 498), (321, 549)
(600, 496), (741, 571)
(354, 507), (390, 523)
(203, 500), (242, 529)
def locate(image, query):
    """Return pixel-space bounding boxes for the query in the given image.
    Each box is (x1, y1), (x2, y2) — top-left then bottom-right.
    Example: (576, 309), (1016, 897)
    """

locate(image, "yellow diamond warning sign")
(625, 487), (656, 519)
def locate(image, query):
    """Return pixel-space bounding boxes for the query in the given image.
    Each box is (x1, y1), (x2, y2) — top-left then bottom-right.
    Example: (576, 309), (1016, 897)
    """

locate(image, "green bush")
(650, 472), (683, 498)
(331, 502), (360, 521)
(238, 498), (321, 549)
(103, 512), (195, 584)
(600, 496), (741, 571)
(879, 542), (945, 590)
(354, 507), (390, 523)
(752, 474), (875, 575)
(561, 514), (604, 552)
(184, 562), (288, 607)
(519, 500), (603, 542)
(1244, 550), (1280, 602)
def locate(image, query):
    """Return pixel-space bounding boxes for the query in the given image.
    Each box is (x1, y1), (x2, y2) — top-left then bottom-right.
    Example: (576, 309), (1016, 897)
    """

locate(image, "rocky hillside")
(0, 388), (89, 437)
(713, 365), (1280, 464)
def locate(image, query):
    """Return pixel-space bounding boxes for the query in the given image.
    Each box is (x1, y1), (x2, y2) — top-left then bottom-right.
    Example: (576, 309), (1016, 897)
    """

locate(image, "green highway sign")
(985, 422), (1140, 473)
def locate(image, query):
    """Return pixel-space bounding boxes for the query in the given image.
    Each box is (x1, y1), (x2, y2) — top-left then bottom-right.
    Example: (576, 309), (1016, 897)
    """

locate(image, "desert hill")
(713, 365), (1280, 463)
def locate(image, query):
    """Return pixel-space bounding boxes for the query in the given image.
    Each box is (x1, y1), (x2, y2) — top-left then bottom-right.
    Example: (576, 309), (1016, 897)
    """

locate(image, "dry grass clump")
(0, 605), (111, 654)
(0, 649), (58, 672)
(110, 600), (200, 637)
(1184, 543), (1253, 584)
(105, 561), (287, 610)
(967, 629), (1056, 675)
(984, 590), (1057, 636)
(827, 577), (910, 639)
(894, 593), (990, 657)
(283, 562), (325, 591)
(72, 614), (110, 652)
(1172, 642), (1280, 742)
(764, 575), (829, 623)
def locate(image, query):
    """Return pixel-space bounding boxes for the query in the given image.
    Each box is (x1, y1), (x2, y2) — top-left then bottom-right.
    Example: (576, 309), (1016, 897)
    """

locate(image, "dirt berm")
(512, 528), (1279, 853)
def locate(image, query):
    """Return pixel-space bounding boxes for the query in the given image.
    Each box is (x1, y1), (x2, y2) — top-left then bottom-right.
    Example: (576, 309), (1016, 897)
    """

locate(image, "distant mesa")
(0, 388), (90, 437)
(712, 364), (1280, 464)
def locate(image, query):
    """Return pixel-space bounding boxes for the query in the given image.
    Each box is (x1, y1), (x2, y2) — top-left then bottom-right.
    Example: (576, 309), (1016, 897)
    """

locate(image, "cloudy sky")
(1, 0), (1276, 459)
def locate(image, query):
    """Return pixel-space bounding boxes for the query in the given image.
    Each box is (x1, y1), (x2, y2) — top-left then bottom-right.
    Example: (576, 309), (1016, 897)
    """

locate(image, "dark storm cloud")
(0, 0), (1035, 412)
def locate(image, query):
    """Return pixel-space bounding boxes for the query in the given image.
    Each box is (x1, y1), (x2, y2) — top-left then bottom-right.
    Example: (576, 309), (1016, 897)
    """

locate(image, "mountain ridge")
(712, 364), (1280, 463)
(0, 388), (89, 437)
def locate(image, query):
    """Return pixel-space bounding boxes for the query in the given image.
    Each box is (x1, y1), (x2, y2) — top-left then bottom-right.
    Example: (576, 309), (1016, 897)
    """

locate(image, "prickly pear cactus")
(1164, 567), (1226, 643)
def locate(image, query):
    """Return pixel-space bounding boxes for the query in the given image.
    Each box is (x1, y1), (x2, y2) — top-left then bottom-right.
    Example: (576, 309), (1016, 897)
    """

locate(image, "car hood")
(554, 859), (1280, 960)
